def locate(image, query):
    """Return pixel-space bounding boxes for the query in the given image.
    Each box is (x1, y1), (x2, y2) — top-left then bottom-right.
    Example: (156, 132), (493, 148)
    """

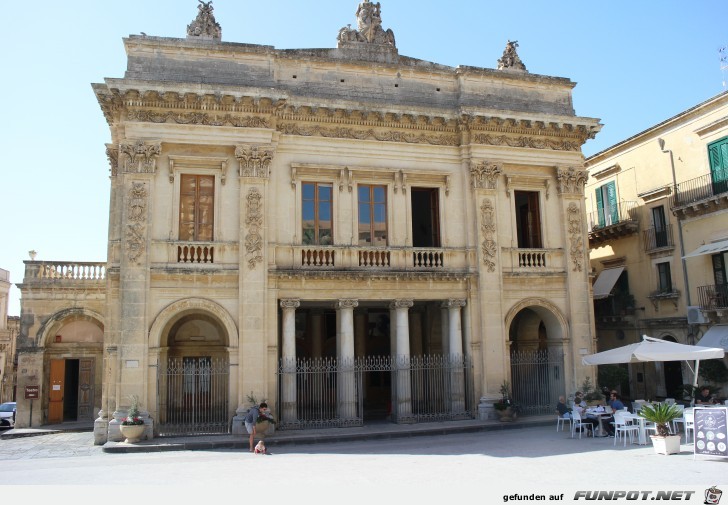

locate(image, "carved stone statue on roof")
(187, 0), (222, 41)
(338, 1), (396, 48)
(497, 40), (527, 72)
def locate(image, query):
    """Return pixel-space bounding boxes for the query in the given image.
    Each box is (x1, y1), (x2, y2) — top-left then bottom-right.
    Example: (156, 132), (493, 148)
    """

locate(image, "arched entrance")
(149, 299), (237, 436)
(506, 299), (568, 415)
(40, 308), (104, 424)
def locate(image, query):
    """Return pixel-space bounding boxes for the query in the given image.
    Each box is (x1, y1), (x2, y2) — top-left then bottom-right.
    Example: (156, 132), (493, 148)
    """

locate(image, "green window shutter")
(595, 187), (605, 227)
(708, 138), (728, 194)
(606, 181), (618, 224)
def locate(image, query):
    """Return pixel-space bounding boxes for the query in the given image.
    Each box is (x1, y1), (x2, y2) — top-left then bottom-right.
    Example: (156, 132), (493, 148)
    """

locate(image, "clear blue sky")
(1, 0), (726, 316)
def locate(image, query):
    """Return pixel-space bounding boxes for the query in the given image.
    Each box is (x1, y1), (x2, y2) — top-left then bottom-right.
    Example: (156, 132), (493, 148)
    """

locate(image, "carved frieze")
(127, 110), (269, 129)
(236, 145), (275, 179)
(557, 167), (589, 195)
(277, 123), (458, 146)
(567, 202), (584, 272)
(471, 133), (580, 152)
(120, 141), (161, 174)
(244, 188), (264, 269)
(480, 199), (497, 272)
(187, 1), (221, 40)
(471, 161), (503, 190)
(125, 182), (147, 264)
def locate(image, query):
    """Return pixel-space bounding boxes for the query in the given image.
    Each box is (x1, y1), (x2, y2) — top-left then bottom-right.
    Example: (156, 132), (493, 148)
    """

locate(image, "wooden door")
(48, 359), (65, 423)
(78, 358), (94, 420)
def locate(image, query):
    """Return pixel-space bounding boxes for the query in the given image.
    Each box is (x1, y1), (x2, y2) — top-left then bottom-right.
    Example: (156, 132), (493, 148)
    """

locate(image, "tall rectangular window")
(713, 253), (727, 286)
(595, 181), (618, 227)
(302, 182), (333, 245)
(515, 190), (542, 249)
(652, 206), (667, 248)
(708, 137), (728, 195)
(657, 262), (672, 293)
(411, 188), (441, 248)
(179, 174), (214, 241)
(358, 185), (387, 246)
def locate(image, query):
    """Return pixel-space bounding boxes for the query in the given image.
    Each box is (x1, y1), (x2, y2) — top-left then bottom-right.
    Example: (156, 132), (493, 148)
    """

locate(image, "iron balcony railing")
(697, 284), (728, 310)
(671, 172), (728, 208)
(643, 224), (675, 252)
(587, 201), (639, 232)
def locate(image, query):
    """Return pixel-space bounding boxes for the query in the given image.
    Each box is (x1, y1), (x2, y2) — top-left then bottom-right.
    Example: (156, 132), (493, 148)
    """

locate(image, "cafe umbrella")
(581, 335), (725, 404)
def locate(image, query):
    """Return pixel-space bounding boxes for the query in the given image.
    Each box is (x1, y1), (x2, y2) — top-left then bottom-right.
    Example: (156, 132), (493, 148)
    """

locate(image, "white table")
(585, 410), (611, 437)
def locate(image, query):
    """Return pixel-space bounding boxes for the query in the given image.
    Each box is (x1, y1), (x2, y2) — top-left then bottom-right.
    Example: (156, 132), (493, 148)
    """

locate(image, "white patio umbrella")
(582, 335), (725, 403)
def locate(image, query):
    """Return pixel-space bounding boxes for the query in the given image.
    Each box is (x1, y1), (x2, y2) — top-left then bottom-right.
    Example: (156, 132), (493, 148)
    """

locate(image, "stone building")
(585, 91), (728, 401)
(0, 268), (18, 404)
(16, 1), (601, 442)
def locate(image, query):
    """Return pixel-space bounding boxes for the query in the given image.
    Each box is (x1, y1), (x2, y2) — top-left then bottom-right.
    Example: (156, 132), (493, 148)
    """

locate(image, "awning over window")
(592, 267), (625, 300)
(696, 325), (728, 351)
(683, 238), (728, 259)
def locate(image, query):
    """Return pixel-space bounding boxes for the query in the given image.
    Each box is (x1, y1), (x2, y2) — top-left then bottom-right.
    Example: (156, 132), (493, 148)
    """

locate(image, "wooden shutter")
(595, 187), (605, 227)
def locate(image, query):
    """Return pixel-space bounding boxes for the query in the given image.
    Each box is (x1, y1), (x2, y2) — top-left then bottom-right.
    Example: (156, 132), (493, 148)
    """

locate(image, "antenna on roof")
(720, 46), (728, 90)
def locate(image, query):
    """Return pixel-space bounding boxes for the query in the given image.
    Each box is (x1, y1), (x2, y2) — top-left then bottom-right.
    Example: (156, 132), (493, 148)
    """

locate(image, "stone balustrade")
(502, 248), (565, 273)
(24, 261), (106, 284)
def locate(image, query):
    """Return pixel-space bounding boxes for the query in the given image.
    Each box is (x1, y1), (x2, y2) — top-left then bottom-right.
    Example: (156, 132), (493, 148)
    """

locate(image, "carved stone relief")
(125, 182), (147, 264)
(187, 1), (221, 40)
(106, 145), (119, 177)
(244, 188), (264, 269)
(480, 199), (497, 272)
(389, 299), (414, 310)
(335, 299), (360, 310)
(337, 1), (396, 48)
(120, 141), (161, 174)
(567, 202), (584, 272)
(471, 161), (503, 190)
(497, 40), (528, 72)
(277, 123), (458, 146)
(557, 167), (589, 195)
(471, 134), (579, 152)
(127, 110), (269, 129)
(236, 145), (275, 179)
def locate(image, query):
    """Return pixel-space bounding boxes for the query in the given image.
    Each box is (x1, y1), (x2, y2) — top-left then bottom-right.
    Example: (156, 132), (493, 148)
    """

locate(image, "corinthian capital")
(389, 299), (414, 310)
(556, 166), (589, 195)
(335, 299), (359, 310)
(236, 144), (275, 179)
(280, 299), (301, 310)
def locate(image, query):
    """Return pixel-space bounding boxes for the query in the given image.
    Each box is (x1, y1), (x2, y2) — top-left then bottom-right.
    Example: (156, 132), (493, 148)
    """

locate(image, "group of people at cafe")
(555, 389), (626, 437)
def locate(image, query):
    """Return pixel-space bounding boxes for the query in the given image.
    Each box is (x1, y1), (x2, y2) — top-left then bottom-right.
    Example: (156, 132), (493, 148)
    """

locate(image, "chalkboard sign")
(693, 407), (728, 458)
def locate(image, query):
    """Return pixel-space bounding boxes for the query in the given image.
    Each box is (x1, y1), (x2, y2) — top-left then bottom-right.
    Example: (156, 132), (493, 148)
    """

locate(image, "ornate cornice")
(106, 145), (119, 177)
(127, 110), (270, 129)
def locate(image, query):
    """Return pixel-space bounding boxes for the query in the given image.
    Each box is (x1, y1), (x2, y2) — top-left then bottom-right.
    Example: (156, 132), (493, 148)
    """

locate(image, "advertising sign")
(693, 407), (728, 458)
(24, 385), (39, 400)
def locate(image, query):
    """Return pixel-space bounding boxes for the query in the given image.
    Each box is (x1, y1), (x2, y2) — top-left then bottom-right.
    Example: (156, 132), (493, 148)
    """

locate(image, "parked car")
(0, 402), (16, 427)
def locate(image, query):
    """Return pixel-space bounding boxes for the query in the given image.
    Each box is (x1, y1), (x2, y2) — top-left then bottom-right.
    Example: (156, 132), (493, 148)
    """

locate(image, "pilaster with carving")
(236, 144), (275, 179)
(125, 182), (147, 264)
(244, 188), (264, 269)
(556, 167), (589, 196)
(567, 202), (584, 272)
(480, 199), (497, 272)
(119, 141), (161, 174)
(106, 145), (119, 178)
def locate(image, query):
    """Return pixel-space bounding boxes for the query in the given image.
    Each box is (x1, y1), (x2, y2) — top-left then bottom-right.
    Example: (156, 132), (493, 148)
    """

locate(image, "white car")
(0, 402), (16, 427)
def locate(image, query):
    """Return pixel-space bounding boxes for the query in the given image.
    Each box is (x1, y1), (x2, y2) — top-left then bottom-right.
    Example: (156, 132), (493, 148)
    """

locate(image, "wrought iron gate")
(276, 354), (474, 430)
(510, 348), (565, 415)
(157, 357), (230, 436)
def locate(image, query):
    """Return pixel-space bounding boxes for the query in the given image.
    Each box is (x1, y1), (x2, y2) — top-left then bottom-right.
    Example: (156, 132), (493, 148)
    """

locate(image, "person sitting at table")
(695, 387), (717, 405)
(556, 396), (572, 418)
(573, 391), (586, 408)
(601, 392), (625, 437)
(573, 404), (599, 433)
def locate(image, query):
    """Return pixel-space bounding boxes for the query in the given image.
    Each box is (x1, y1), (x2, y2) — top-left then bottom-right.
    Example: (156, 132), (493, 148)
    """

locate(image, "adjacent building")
(15, 1), (601, 442)
(585, 91), (728, 401)
(0, 268), (18, 404)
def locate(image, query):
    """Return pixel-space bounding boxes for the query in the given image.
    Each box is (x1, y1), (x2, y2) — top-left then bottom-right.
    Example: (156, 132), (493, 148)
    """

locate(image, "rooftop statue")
(187, 0), (222, 40)
(338, 1), (396, 48)
(497, 40), (527, 72)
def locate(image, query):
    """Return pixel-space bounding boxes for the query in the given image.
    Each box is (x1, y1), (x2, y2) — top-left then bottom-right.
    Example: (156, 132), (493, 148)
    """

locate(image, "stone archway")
(505, 298), (569, 415)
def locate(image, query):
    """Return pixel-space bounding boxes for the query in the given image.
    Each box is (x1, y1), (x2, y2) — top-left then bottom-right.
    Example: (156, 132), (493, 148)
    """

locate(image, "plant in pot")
(119, 395), (145, 443)
(580, 377), (605, 406)
(247, 392), (276, 435)
(494, 381), (520, 421)
(639, 402), (683, 455)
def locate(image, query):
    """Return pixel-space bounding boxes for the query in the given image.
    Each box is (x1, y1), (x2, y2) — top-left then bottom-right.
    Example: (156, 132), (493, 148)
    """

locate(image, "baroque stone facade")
(15, 1), (601, 439)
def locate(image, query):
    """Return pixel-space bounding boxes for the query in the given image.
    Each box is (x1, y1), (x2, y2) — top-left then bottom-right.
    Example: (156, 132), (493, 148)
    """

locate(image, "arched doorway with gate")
(148, 298), (239, 436)
(505, 299), (569, 415)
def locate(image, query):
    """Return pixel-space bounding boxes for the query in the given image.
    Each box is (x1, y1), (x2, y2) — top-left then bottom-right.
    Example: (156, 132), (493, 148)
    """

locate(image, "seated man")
(556, 396), (572, 418)
(602, 392), (625, 436)
(695, 387), (717, 405)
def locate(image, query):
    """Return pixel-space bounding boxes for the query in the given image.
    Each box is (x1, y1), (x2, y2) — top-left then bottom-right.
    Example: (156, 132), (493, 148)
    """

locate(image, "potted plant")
(494, 381), (521, 421)
(639, 402), (683, 455)
(580, 377), (605, 406)
(119, 395), (145, 443)
(247, 393), (276, 435)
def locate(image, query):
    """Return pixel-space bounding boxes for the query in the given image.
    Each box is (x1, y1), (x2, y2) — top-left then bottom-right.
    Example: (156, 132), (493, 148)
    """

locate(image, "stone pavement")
(0, 415), (553, 456)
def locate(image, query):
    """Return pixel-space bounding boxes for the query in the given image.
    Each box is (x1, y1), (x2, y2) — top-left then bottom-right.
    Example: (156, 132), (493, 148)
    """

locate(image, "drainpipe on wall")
(658, 138), (691, 307)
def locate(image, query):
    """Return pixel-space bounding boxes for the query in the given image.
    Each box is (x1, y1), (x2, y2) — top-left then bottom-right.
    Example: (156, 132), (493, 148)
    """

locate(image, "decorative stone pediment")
(187, 1), (221, 41)
(338, 1), (396, 48)
(119, 140), (161, 174)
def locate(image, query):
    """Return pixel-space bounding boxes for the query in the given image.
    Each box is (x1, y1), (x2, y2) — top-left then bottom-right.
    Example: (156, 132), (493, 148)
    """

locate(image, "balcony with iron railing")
(671, 171), (728, 218)
(643, 224), (675, 253)
(697, 284), (728, 311)
(588, 201), (639, 248)
(647, 285), (680, 310)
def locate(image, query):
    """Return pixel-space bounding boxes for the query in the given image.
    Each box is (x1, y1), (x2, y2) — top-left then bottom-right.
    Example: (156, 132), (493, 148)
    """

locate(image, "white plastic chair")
(613, 411), (639, 447)
(684, 409), (695, 443)
(571, 410), (595, 439)
(556, 413), (572, 432)
(670, 404), (686, 434)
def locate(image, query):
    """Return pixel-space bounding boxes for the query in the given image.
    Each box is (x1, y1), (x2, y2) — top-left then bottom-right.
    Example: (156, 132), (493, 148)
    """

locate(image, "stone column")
(336, 299), (358, 420)
(391, 300), (414, 421)
(444, 299), (466, 413)
(310, 310), (323, 358)
(280, 299), (300, 424)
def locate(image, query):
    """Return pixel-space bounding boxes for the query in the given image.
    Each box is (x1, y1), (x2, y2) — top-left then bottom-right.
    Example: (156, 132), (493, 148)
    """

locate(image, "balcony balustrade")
(671, 172), (728, 218)
(502, 248), (565, 274)
(698, 284), (728, 310)
(587, 201), (639, 248)
(23, 261), (106, 286)
(643, 224), (675, 253)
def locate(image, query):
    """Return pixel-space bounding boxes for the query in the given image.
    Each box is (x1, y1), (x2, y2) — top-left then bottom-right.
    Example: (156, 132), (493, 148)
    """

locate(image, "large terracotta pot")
(496, 407), (517, 422)
(119, 424), (145, 443)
